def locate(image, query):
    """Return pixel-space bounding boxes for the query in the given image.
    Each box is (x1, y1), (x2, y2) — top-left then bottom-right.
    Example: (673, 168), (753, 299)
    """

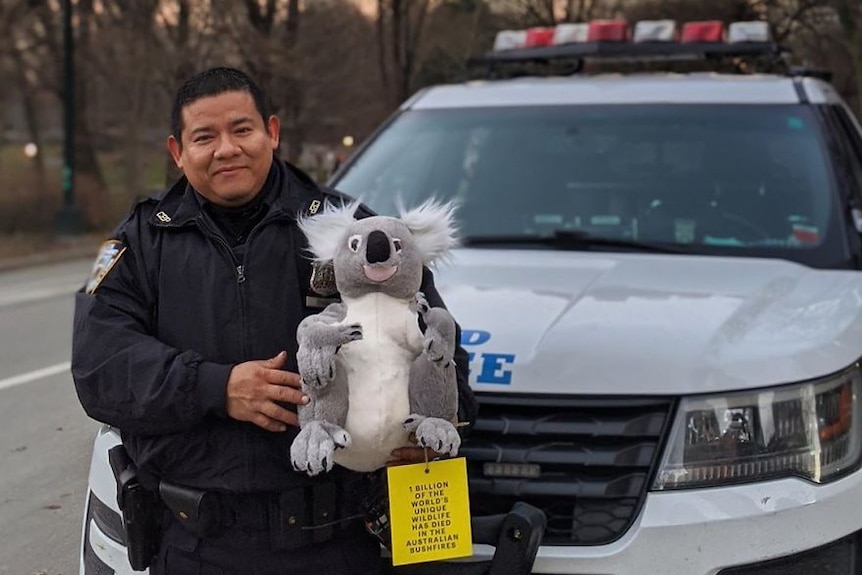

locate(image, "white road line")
(0, 282), (82, 308)
(0, 361), (72, 391)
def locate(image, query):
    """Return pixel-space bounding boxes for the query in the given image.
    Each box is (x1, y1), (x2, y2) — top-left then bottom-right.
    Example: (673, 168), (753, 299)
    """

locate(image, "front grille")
(83, 496), (117, 575)
(461, 393), (674, 546)
(88, 491), (126, 545)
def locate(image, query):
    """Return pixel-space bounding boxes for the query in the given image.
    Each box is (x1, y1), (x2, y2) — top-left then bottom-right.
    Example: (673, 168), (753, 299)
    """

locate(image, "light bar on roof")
(728, 21), (771, 43)
(525, 27), (555, 48)
(488, 18), (776, 55)
(554, 23), (590, 45)
(493, 29), (527, 51)
(681, 20), (725, 43)
(587, 20), (630, 42)
(633, 20), (677, 42)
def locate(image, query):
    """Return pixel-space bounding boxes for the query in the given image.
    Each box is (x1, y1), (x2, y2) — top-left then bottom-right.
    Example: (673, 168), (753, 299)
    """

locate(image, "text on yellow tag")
(387, 457), (472, 566)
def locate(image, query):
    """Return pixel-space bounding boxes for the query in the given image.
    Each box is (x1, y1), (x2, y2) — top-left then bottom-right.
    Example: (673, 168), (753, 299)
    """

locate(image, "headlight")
(653, 365), (862, 490)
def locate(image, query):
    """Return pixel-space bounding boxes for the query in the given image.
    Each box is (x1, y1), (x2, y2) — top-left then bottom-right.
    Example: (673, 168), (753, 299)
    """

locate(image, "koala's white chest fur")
(333, 292), (424, 471)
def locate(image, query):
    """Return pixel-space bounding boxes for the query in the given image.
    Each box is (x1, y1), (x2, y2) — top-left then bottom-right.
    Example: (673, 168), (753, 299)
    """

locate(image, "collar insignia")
(156, 211), (172, 223)
(308, 200), (321, 216)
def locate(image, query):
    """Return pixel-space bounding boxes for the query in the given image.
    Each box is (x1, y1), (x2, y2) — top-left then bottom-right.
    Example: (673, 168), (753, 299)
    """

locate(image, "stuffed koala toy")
(290, 200), (461, 476)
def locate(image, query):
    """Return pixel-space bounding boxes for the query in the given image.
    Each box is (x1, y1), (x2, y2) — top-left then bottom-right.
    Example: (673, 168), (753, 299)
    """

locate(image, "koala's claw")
(403, 414), (461, 458)
(423, 337), (446, 364)
(418, 308), (456, 366)
(423, 329), (454, 365)
(344, 323), (364, 341)
(331, 427), (351, 449)
(412, 292), (430, 316)
(298, 322), (363, 390)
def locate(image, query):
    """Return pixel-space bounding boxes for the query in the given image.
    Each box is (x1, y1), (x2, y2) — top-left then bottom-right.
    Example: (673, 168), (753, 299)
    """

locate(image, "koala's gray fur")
(290, 200), (460, 476)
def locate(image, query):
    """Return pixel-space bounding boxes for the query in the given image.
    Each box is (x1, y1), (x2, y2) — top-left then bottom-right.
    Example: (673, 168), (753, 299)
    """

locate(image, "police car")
(81, 18), (862, 575)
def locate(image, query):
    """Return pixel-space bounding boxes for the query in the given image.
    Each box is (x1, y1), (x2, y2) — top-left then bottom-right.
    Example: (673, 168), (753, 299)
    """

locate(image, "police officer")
(72, 67), (476, 574)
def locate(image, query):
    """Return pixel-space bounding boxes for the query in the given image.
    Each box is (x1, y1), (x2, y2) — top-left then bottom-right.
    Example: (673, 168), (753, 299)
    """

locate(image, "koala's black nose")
(366, 230), (391, 263)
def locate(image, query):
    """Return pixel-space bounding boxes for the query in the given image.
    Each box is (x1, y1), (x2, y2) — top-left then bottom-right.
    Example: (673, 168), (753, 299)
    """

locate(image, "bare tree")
(828, 1), (862, 113)
(8, 0), (110, 227)
(1, 0), (47, 189)
(566, 0), (600, 21)
(123, 0), (237, 187)
(220, 0), (306, 161)
(376, 0), (434, 105)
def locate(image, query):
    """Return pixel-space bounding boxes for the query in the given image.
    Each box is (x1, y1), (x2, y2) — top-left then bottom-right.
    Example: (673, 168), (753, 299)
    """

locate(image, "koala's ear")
(399, 199), (459, 265)
(298, 200), (360, 261)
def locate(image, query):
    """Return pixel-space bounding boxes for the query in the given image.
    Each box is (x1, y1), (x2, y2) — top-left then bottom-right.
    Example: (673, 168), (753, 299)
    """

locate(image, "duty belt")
(159, 471), (382, 550)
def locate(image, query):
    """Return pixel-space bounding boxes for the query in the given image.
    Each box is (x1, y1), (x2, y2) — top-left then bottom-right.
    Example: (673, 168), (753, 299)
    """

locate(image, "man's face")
(167, 90), (279, 207)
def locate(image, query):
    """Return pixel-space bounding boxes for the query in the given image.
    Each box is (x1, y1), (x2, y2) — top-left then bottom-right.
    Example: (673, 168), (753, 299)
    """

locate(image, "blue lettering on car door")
(461, 329), (516, 385)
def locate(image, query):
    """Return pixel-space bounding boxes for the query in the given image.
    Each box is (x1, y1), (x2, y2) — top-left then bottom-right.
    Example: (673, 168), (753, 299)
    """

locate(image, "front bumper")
(470, 472), (862, 574)
(82, 425), (862, 575)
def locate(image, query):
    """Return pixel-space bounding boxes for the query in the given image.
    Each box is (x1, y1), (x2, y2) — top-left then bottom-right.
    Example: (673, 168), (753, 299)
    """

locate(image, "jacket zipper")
(238, 209), (286, 283)
(197, 215), (249, 358)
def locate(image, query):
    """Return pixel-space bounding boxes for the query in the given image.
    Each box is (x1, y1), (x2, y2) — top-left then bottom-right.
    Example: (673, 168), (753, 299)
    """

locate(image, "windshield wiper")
(462, 230), (686, 253)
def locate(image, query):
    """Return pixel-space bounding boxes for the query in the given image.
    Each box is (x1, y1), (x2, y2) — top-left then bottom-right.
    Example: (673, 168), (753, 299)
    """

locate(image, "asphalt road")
(0, 259), (99, 575)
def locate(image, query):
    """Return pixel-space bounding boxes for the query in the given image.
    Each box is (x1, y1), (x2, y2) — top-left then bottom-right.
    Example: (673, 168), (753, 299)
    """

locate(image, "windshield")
(333, 104), (843, 262)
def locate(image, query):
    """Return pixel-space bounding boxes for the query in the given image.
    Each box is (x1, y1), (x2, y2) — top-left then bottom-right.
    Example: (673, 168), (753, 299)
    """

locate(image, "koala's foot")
(290, 421), (351, 476)
(403, 415), (461, 457)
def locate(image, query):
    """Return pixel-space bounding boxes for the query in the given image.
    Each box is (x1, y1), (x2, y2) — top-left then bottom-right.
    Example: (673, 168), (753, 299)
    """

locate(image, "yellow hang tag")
(386, 457), (473, 566)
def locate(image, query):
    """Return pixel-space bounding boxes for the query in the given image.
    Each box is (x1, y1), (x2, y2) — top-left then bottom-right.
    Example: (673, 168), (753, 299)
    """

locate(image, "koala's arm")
(296, 302), (362, 390)
(406, 296), (461, 456)
(293, 303), (355, 476)
(419, 268), (477, 429)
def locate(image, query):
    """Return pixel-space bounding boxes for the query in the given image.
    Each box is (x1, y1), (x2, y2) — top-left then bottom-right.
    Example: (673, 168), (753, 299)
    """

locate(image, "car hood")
(436, 249), (862, 395)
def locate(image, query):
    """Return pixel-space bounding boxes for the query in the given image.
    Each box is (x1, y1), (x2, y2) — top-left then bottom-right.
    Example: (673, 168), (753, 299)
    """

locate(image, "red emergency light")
(681, 21), (725, 43)
(525, 27), (556, 48)
(587, 20), (630, 43)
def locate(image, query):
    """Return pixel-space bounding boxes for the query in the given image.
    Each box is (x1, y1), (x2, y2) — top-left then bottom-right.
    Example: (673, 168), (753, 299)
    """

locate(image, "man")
(72, 67), (476, 574)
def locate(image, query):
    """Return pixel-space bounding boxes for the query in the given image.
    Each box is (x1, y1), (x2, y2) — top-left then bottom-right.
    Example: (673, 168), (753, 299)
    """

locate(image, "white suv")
(81, 18), (862, 575)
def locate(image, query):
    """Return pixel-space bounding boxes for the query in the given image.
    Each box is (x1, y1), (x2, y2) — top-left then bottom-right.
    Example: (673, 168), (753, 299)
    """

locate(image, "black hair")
(170, 67), (270, 143)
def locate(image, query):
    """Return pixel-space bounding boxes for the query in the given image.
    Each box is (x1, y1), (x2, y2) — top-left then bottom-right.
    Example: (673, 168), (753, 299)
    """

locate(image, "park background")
(1, 0), (860, 253)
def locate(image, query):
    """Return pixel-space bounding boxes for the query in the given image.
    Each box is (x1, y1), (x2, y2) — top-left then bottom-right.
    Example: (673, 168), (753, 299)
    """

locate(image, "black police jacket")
(72, 158), (477, 492)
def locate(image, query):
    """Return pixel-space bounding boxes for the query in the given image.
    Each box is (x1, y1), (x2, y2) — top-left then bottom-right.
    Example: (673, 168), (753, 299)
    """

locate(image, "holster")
(108, 445), (163, 572)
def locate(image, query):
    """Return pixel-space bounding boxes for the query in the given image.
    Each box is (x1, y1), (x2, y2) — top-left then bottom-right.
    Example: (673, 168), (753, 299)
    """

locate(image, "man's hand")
(225, 351), (308, 432)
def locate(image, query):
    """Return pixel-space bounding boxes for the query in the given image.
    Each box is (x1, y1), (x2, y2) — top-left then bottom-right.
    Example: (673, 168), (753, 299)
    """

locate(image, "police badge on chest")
(305, 260), (339, 309)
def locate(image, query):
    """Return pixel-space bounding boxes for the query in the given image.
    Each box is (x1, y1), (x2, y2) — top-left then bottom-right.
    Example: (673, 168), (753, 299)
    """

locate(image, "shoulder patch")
(85, 240), (127, 294)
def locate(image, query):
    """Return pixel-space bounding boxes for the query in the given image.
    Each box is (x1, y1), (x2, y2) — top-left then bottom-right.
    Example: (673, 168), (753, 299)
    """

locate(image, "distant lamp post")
(23, 143), (38, 158)
(56, 0), (83, 234)
(342, 135), (355, 148)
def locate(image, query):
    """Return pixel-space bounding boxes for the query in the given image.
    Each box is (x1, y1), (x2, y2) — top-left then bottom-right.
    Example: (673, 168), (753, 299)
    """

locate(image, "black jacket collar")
(148, 157), (318, 229)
